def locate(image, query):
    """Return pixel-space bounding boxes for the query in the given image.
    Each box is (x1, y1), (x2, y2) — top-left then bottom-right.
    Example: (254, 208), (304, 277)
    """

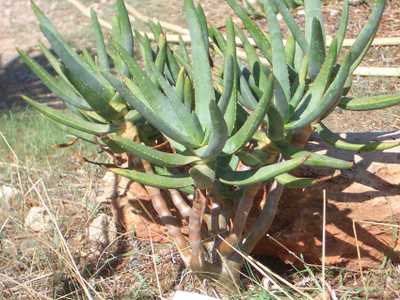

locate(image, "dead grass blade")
(29, 178), (101, 300)
(218, 235), (313, 300)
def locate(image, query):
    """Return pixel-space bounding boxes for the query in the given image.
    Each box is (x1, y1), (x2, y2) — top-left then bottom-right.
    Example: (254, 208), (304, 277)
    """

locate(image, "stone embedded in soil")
(88, 213), (117, 248)
(0, 185), (20, 210)
(24, 206), (52, 233)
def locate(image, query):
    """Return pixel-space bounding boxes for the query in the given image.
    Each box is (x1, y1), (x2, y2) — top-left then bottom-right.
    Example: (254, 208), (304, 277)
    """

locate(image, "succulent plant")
(21, 0), (399, 284)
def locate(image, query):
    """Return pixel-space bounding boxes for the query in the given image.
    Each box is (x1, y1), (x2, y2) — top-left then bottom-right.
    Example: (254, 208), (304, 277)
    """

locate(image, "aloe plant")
(22, 0), (399, 285)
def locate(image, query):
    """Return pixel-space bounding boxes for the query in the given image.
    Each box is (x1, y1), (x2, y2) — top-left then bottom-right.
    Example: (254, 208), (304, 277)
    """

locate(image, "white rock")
(262, 277), (279, 291)
(171, 291), (219, 300)
(24, 207), (52, 233)
(96, 172), (117, 202)
(88, 214), (116, 247)
(262, 276), (273, 290)
(0, 185), (19, 203)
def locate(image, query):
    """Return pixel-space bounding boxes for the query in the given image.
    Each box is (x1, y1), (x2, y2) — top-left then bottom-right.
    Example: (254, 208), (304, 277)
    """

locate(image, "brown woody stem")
(217, 184), (261, 257)
(232, 184), (261, 241)
(169, 189), (191, 218)
(141, 160), (190, 264)
(241, 180), (284, 253)
(189, 189), (207, 270)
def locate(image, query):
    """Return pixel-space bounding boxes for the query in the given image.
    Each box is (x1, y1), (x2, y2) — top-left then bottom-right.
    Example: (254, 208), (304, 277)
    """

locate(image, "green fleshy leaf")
(308, 18), (326, 79)
(235, 25), (260, 71)
(209, 26), (227, 54)
(271, 0), (308, 52)
(104, 73), (198, 148)
(266, 104), (285, 142)
(339, 94), (400, 111)
(289, 55), (309, 109)
(22, 96), (113, 135)
(145, 56), (204, 144)
(222, 18), (239, 134)
(153, 167), (195, 194)
(111, 42), (204, 146)
(219, 156), (305, 186)
(166, 46), (180, 83)
(115, 0), (134, 74)
(90, 9), (110, 71)
(195, 100), (228, 159)
(189, 164), (216, 189)
(37, 42), (73, 85)
(304, 0), (324, 43)
(184, 0), (215, 130)
(336, 0), (349, 54)
(218, 55), (235, 114)
(51, 120), (98, 144)
(178, 35), (190, 66)
(110, 168), (193, 188)
(285, 34), (296, 67)
(237, 149), (271, 167)
(31, 2), (117, 119)
(279, 144), (353, 169)
(226, 0), (272, 63)
(18, 49), (91, 111)
(155, 34), (167, 73)
(287, 40), (344, 130)
(314, 123), (400, 152)
(105, 135), (199, 167)
(223, 75), (273, 154)
(262, 0), (291, 108)
(184, 76), (194, 110)
(348, 0), (385, 67)
(276, 173), (315, 188)
(195, 4), (210, 51)
(292, 39), (338, 114)
(176, 68), (186, 102)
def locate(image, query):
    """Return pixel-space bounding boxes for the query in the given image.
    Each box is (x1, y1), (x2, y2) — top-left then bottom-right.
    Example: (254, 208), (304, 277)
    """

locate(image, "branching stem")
(242, 180), (284, 253)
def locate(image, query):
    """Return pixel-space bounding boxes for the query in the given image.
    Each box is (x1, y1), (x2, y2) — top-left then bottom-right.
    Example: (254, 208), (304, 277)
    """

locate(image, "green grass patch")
(0, 108), (98, 168)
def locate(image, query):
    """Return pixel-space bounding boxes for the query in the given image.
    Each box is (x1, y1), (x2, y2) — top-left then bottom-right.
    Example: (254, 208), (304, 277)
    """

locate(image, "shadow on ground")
(255, 133), (400, 268)
(0, 51), (61, 110)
